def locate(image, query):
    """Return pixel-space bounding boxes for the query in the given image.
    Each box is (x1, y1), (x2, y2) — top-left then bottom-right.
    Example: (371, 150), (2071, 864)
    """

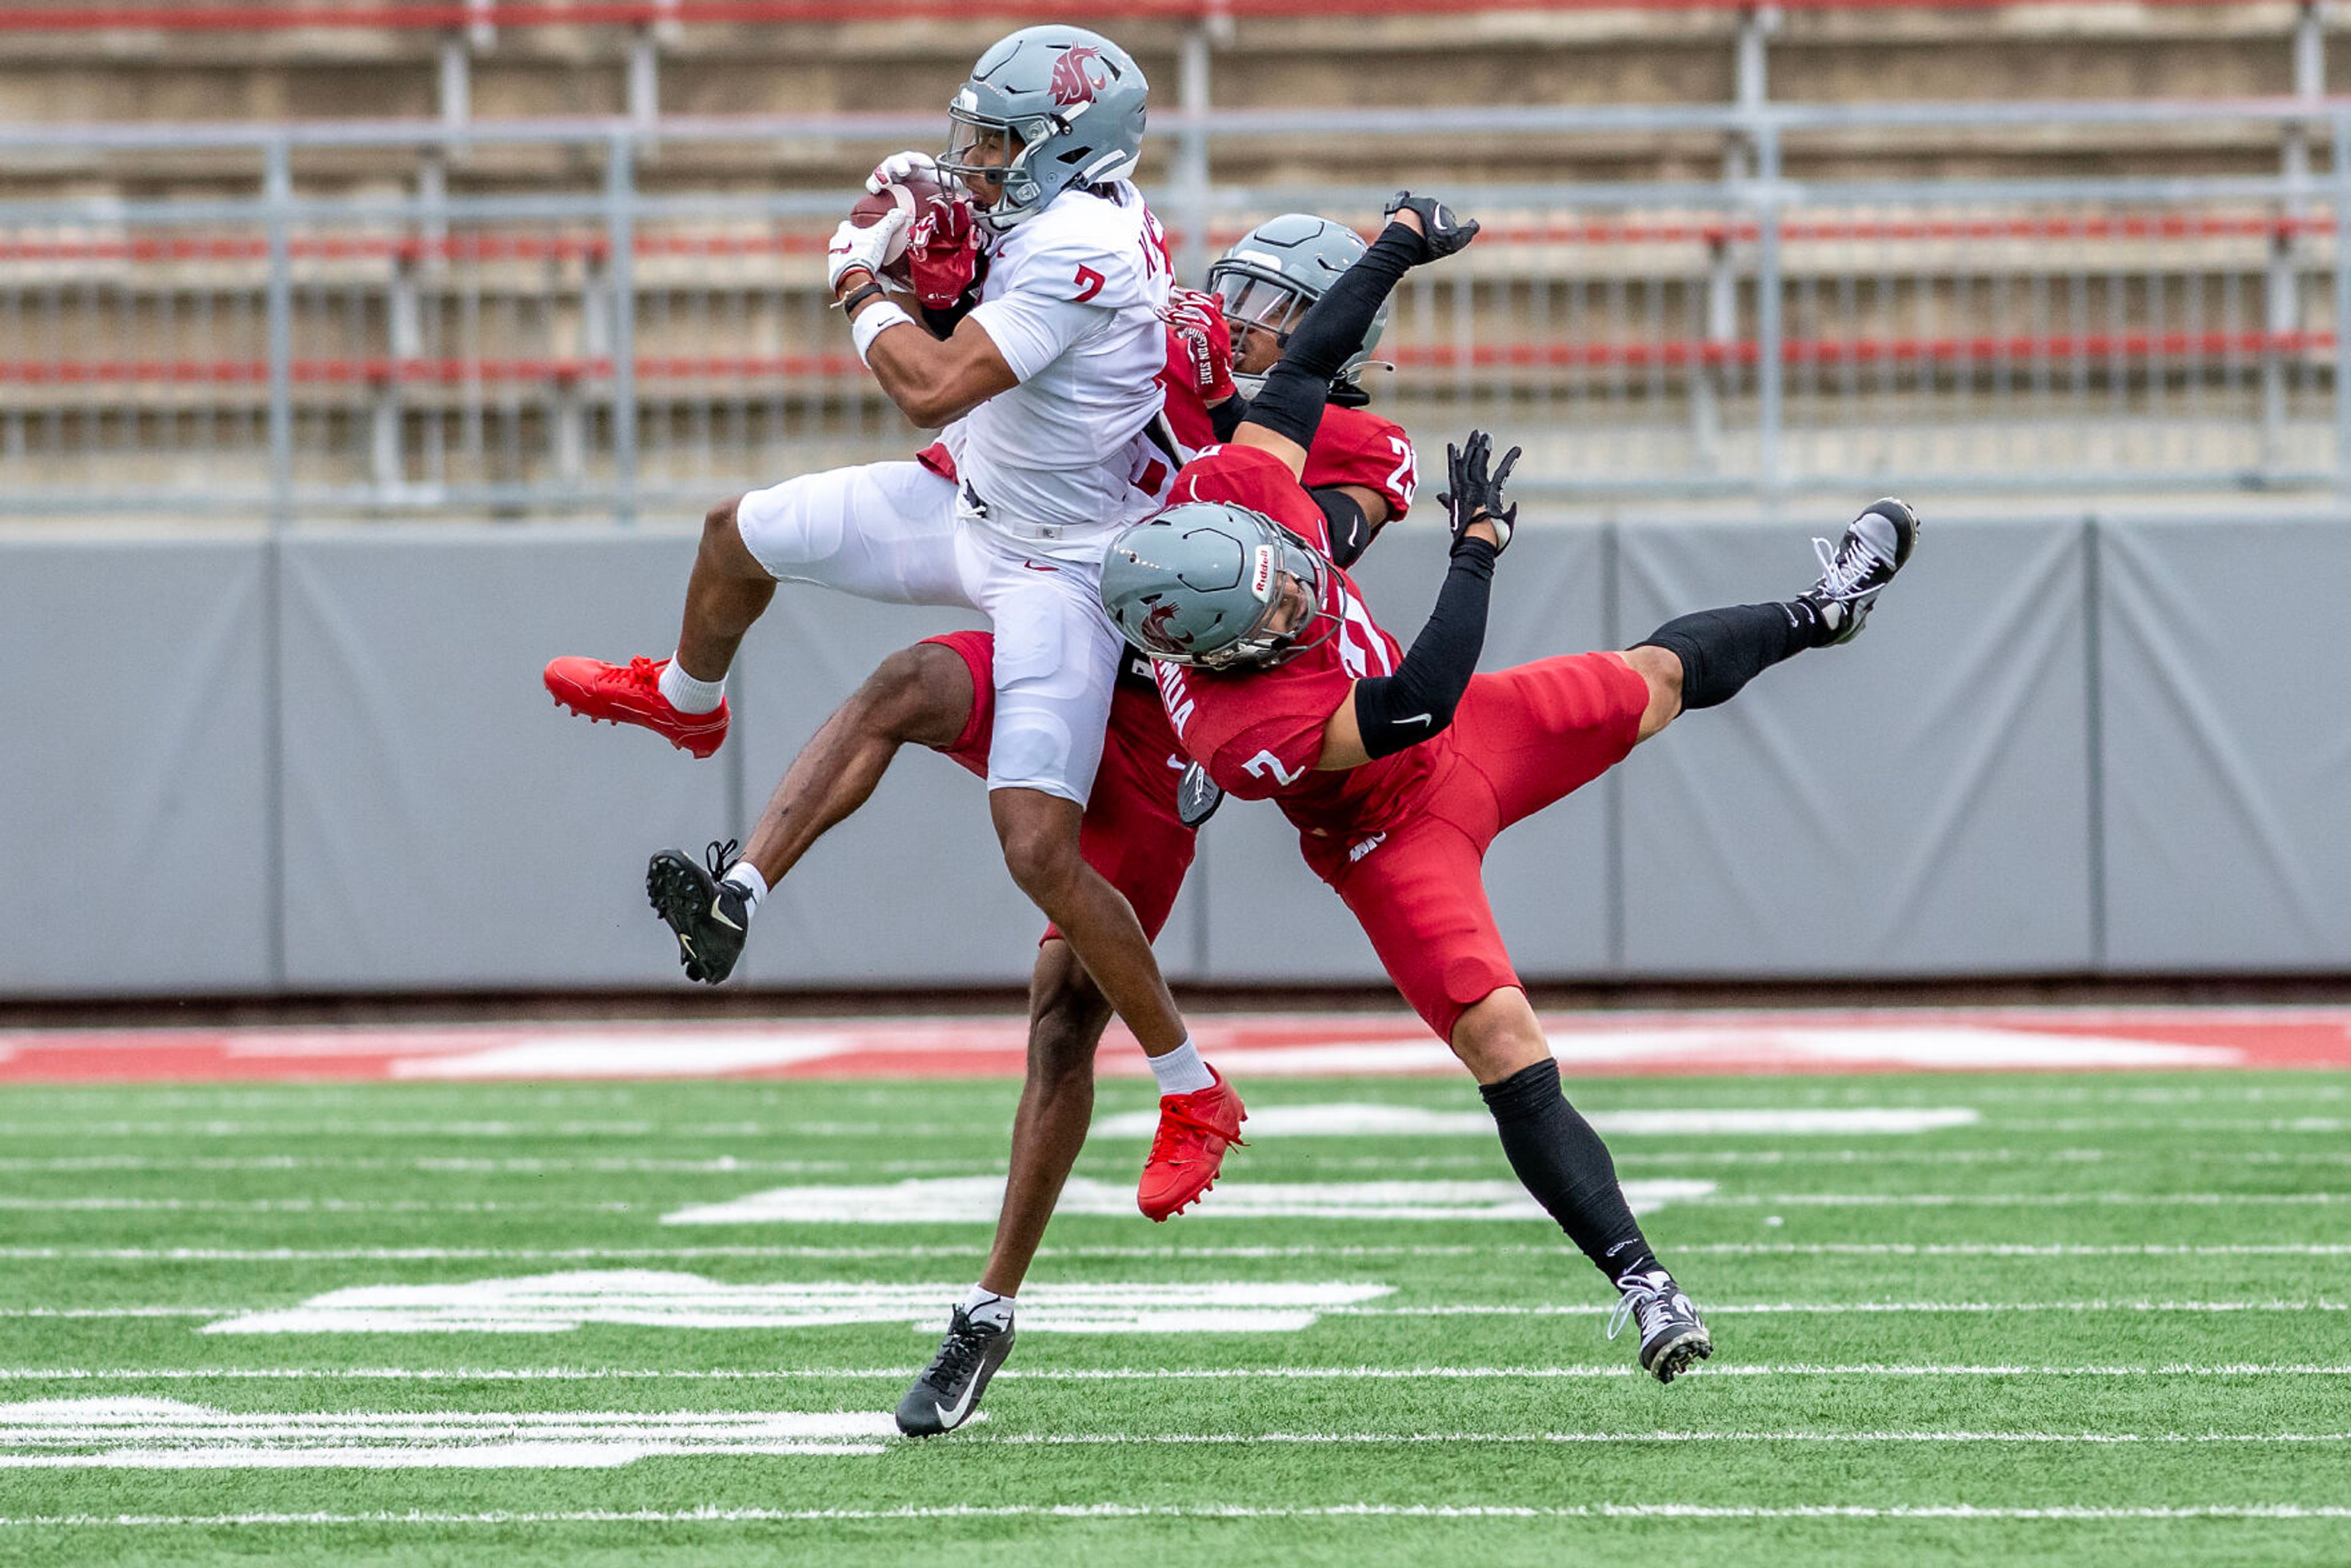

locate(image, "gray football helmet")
(940, 26), (1148, 233)
(1100, 503), (1337, 670)
(1205, 213), (1387, 394)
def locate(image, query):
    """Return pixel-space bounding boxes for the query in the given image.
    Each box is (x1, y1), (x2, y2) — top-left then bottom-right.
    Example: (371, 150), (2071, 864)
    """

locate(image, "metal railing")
(7, 99), (2351, 520)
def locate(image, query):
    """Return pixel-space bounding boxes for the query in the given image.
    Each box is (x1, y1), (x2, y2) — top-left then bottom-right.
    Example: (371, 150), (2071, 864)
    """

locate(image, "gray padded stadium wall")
(1, 516), (2342, 997)
(2096, 520), (2351, 971)
(0, 536), (276, 995)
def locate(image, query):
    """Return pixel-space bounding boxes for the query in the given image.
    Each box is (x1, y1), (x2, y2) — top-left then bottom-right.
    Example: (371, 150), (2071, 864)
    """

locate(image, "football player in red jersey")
(628, 217), (1431, 1436)
(1101, 193), (1919, 1384)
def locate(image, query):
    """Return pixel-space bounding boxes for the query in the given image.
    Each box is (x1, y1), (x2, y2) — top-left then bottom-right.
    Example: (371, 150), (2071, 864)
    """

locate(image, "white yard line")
(2, 1362), (2346, 1382)
(0, 1213), (639, 1222)
(8, 1149), (2351, 1175)
(1332, 1300), (2351, 1316)
(12, 1299), (2344, 1321)
(3, 1503), (2347, 1527)
(6, 1241), (2349, 1262)
(980, 1430), (2351, 1446)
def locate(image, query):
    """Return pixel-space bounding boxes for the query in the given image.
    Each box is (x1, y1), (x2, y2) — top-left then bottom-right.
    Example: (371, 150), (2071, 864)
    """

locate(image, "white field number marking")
(0, 1397), (895, 1468)
(1090, 1105), (1981, 1139)
(660, 1176), (1714, 1226)
(200, 1273), (1393, 1336)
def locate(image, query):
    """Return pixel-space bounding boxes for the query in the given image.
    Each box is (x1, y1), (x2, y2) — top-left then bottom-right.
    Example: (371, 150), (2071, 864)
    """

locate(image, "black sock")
(1637, 600), (1831, 710)
(1479, 1058), (1657, 1283)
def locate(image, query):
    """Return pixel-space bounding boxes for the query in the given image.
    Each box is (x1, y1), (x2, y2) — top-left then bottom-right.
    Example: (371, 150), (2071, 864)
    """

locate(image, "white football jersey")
(953, 180), (1173, 540)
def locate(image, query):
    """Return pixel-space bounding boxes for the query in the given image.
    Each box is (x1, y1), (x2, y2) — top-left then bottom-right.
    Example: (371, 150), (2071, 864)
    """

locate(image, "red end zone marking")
(2, 1010), (2350, 1084)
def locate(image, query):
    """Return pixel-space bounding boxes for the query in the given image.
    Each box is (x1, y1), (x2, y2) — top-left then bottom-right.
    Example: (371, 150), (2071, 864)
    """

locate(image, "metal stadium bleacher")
(4, 0), (2350, 520)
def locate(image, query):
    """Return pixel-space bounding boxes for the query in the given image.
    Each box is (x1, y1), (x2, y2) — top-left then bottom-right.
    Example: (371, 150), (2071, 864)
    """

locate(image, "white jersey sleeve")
(954, 181), (1174, 539)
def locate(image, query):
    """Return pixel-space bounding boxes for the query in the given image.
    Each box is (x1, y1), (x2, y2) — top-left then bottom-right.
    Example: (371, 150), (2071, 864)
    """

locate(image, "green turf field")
(2, 1069), (2347, 1566)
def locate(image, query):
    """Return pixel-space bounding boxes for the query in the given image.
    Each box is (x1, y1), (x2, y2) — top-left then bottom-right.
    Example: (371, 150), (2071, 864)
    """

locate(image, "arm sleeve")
(1209, 394), (1250, 444)
(1312, 486), (1374, 570)
(1350, 538), (1499, 760)
(965, 289), (1104, 381)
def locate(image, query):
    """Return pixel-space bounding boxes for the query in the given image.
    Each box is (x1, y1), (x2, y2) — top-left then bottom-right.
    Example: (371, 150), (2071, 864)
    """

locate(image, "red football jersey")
(1302, 403), (1417, 522)
(1151, 443), (1444, 871)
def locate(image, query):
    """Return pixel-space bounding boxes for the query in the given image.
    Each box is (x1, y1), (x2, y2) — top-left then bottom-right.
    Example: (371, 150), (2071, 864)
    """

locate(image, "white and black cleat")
(1800, 497), (1918, 645)
(646, 838), (751, 985)
(895, 1305), (1014, 1436)
(1608, 1267), (1713, 1384)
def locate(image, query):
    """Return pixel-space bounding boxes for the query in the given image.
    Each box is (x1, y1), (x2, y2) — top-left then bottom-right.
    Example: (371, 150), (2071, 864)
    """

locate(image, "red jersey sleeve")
(1168, 443), (1333, 555)
(1302, 407), (1417, 523)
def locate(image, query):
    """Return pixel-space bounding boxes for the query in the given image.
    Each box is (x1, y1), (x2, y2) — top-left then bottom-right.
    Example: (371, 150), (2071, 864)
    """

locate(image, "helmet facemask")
(941, 108), (1046, 228)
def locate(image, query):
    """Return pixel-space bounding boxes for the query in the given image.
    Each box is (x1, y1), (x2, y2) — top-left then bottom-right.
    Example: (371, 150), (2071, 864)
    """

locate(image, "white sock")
(719, 861), (767, 918)
(658, 655), (726, 715)
(960, 1285), (1014, 1330)
(1148, 1038), (1216, 1096)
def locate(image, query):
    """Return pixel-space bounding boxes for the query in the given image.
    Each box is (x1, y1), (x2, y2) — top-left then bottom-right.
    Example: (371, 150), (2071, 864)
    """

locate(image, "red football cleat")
(1137, 1068), (1247, 1221)
(544, 655), (730, 759)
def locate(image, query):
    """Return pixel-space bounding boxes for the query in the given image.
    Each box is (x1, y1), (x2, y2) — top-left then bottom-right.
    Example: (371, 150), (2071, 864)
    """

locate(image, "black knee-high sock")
(1480, 1058), (1657, 1283)
(1637, 599), (1832, 710)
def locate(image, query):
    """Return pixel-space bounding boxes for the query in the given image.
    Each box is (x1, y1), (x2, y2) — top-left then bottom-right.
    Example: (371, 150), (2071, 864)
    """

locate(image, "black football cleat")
(1607, 1267), (1713, 1384)
(895, 1305), (1014, 1436)
(1799, 497), (1918, 645)
(646, 839), (752, 985)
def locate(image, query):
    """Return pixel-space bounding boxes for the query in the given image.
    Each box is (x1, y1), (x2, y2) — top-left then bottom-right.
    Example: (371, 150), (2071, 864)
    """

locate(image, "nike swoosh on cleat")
(708, 898), (742, 931)
(931, 1378), (981, 1431)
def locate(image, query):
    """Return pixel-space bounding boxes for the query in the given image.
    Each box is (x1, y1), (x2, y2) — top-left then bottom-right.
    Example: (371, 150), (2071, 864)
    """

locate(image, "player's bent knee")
(1617, 645), (1685, 743)
(1449, 989), (1552, 1084)
(698, 495), (768, 580)
(992, 792), (1086, 896)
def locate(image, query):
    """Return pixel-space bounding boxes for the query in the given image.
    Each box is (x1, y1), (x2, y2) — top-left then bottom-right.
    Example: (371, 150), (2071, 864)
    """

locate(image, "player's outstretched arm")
(1235, 193), (1477, 478)
(1317, 431), (1518, 770)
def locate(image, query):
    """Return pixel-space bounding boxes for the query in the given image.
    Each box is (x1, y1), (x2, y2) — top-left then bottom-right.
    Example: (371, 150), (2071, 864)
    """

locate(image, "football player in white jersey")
(544, 25), (1240, 1218)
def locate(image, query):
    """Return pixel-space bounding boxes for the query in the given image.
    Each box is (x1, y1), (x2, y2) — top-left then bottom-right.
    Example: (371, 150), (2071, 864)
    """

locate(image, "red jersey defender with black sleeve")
(1103, 197), (1926, 1387)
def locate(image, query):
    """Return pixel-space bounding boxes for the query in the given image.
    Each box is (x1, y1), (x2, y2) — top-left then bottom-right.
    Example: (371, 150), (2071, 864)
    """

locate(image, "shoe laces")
(922, 1308), (994, 1389)
(615, 655), (664, 691)
(1809, 524), (1891, 604)
(1607, 1272), (1674, 1341)
(702, 838), (740, 881)
(1148, 1094), (1242, 1165)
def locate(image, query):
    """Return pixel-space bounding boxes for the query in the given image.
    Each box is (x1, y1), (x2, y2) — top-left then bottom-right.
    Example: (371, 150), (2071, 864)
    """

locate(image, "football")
(848, 167), (958, 291)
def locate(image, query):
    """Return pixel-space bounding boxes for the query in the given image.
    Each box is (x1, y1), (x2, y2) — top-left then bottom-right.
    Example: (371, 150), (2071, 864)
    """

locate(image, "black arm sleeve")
(1246, 223), (1424, 453)
(1312, 486), (1374, 570)
(1351, 537), (1498, 759)
(1208, 394), (1249, 444)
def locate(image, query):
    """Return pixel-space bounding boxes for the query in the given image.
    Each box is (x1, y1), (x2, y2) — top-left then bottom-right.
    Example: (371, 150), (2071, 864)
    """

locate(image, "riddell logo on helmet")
(1250, 545), (1275, 600)
(1050, 45), (1109, 107)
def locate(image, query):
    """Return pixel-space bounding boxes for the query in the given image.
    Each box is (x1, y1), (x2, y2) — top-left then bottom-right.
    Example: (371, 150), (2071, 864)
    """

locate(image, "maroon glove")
(1164, 287), (1235, 405)
(904, 188), (981, 312)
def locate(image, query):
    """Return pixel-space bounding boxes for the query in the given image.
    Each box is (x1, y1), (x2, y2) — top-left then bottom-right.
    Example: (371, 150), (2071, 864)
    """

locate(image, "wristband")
(834, 280), (885, 314)
(850, 301), (915, 367)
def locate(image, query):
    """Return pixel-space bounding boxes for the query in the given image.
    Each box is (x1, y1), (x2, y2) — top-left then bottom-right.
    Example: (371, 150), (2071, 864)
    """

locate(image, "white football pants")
(733, 460), (1122, 808)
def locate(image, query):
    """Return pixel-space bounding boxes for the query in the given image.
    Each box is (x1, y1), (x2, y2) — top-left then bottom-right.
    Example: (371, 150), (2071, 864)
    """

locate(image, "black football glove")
(1438, 429), (1520, 555)
(1382, 191), (1479, 261)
